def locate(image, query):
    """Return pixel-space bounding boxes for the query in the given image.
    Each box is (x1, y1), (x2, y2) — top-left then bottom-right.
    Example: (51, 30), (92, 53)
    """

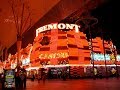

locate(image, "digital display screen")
(91, 53), (120, 61)
(4, 69), (15, 88)
(91, 53), (110, 61)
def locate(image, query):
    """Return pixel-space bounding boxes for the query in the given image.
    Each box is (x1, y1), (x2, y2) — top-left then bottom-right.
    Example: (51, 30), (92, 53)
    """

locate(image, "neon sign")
(91, 53), (120, 61)
(91, 53), (110, 61)
(117, 55), (120, 61)
(39, 52), (69, 59)
(36, 23), (80, 37)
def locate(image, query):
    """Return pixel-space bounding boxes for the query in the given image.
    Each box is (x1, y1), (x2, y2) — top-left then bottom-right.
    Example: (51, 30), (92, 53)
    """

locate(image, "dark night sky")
(91, 0), (120, 49)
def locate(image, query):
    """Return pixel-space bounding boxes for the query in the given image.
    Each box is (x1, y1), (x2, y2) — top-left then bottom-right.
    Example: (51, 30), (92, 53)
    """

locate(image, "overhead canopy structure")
(0, 0), (112, 56)
(0, 0), (60, 49)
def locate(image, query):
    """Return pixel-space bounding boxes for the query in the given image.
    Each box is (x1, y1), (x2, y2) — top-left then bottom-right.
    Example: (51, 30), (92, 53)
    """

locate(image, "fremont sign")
(36, 23), (80, 37)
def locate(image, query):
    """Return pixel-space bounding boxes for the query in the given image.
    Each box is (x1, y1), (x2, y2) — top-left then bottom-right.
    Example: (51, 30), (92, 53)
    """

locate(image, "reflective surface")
(1, 78), (119, 90)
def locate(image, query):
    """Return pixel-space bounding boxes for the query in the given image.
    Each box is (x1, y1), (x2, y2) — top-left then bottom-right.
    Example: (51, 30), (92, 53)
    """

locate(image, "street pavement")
(0, 78), (120, 90)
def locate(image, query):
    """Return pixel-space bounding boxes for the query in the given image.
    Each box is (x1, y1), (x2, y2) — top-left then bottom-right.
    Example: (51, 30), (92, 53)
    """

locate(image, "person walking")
(38, 74), (41, 83)
(15, 72), (21, 89)
(19, 71), (26, 89)
(31, 74), (35, 81)
(42, 73), (46, 84)
(23, 72), (27, 88)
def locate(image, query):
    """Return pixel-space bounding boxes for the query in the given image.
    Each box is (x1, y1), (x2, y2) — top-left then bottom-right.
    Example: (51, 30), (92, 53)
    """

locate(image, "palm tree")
(76, 16), (98, 79)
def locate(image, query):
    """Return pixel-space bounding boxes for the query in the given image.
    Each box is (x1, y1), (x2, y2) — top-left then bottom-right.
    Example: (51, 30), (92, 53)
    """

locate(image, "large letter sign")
(36, 23), (80, 37)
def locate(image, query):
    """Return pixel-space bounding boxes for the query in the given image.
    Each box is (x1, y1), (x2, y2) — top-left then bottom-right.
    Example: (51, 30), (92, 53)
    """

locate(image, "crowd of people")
(15, 69), (27, 89)
(29, 67), (68, 83)
(0, 68), (27, 90)
(0, 66), (118, 89)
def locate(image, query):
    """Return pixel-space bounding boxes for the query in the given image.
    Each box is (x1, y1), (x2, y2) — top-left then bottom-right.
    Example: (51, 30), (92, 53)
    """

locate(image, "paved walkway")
(1, 78), (120, 90)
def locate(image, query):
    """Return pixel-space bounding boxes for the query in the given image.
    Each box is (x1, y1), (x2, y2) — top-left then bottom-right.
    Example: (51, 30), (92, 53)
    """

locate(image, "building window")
(105, 50), (112, 54)
(58, 30), (66, 34)
(57, 46), (68, 50)
(80, 36), (86, 39)
(83, 46), (89, 50)
(58, 36), (67, 39)
(40, 47), (50, 51)
(69, 56), (78, 60)
(84, 57), (90, 61)
(67, 34), (74, 38)
(68, 44), (77, 48)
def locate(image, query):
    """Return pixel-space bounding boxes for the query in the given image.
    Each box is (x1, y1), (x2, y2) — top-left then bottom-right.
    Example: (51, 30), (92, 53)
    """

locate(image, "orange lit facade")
(3, 23), (120, 70)
(30, 23), (120, 67)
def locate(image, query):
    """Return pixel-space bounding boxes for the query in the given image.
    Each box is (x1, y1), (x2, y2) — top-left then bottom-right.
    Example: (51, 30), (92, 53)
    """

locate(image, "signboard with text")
(4, 69), (15, 88)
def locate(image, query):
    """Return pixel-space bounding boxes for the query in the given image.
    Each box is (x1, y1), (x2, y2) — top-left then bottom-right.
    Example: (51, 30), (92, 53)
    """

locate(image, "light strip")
(26, 64), (120, 71)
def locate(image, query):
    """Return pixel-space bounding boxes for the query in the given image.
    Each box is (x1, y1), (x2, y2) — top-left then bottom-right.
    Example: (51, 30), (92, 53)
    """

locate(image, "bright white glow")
(39, 52), (69, 59)
(84, 64), (120, 67)
(0, 67), (3, 73)
(22, 58), (30, 66)
(36, 23), (80, 37)
(91, 53), (110, 61)
(25, 64), (120, 71)
(91, 53), (120, 61)
(26, 67), (40, 71)
(11, 63), (17, 69)
(117, 55), (120, 61)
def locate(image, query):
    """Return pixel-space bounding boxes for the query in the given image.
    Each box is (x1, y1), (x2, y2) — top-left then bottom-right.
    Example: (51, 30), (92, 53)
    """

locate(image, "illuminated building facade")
(30, 23), (120, 67)
(2, 23), (120, 78)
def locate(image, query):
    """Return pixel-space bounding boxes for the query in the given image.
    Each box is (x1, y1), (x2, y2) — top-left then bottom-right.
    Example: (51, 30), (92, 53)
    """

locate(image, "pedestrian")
(31, 74), (35, 81)
(62, 69), (67, 81)
(1, 73), (5, 90)
(94, 67), (98, 78)
(22, 67), (27, 88)
(42, 73), (46, 84)
(23, 72), (27, 88)
(19, 71), (26, 89)
(38, 74), (41, 83)
(15, 72), (21, 89)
